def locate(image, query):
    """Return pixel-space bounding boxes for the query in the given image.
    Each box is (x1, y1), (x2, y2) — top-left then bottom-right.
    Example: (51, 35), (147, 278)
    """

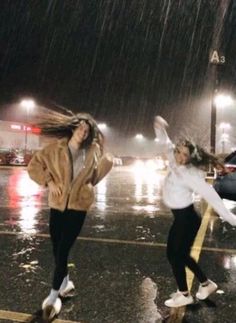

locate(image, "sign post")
(209, 50), (225, 154)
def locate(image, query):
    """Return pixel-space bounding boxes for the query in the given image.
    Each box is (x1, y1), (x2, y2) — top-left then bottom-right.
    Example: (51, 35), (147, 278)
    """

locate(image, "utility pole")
(209, 50), (225, 154)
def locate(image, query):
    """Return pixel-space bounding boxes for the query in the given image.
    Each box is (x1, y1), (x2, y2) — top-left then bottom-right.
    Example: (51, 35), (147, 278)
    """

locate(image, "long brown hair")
(177, 140), (222, 170)
(34, 109), (104, 150)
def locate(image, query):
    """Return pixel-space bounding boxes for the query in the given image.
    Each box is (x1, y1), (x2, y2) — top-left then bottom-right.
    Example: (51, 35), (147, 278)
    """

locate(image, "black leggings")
(49, 208), (86, 290)
(167, 204), (207, 291)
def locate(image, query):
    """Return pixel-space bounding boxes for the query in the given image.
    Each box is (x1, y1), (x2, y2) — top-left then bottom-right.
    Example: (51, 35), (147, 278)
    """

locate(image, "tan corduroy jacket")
(27, 138), (113, 211)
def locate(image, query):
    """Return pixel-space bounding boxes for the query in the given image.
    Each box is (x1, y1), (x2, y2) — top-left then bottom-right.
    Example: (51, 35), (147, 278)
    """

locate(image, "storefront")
(0, 120), (41, 151)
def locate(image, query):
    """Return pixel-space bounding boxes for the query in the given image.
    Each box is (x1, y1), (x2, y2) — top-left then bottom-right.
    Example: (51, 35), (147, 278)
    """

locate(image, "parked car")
(213, 151), (236, 201)
(5, 151), (17, 164)
(9, 155), (26, 165)
(113, 157), (123, 166)
(0, 154), (7, 165)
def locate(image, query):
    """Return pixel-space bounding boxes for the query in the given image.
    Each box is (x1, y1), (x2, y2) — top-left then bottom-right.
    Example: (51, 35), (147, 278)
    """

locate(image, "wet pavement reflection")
(0, 166), (236, 322)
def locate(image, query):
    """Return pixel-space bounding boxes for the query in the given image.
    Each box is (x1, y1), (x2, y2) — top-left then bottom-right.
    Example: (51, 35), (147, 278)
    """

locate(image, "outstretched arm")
(183, 170), (236, 226)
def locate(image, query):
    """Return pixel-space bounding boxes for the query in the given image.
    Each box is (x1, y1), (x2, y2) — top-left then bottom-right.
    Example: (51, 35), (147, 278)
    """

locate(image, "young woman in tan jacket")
(28, 112), (113, 320)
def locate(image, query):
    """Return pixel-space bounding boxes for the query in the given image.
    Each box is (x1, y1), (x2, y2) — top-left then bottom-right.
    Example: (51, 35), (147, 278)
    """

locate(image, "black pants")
(49, 208), (86, 290)
(167, 204), (207, 291)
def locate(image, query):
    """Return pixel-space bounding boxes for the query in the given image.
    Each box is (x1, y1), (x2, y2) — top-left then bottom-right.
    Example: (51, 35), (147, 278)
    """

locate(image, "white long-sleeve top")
(154, 124), (236, 226)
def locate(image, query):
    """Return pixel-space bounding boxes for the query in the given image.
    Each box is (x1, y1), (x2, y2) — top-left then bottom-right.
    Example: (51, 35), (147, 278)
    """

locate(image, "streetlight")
(98, 123), (107, 131)
(214, 94), (233, 109)
(219, 122), (231, 153)
(214, 94), (233, 154)
(135, 134), (144, 140)
(210, 91), (232, 154)
(219, 122), (231, 130)
(20, 99), (36, 155)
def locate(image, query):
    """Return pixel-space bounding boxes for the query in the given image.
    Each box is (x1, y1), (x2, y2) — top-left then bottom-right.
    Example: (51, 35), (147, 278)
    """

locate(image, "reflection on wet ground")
(0, 166), (236, 322)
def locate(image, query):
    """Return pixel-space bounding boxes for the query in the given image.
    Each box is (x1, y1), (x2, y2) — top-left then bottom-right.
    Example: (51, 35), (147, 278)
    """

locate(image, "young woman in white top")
(154, 116), (236, 308)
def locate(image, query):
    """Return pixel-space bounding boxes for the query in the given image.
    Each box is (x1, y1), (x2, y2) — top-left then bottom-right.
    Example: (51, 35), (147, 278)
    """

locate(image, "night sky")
(0, 0), (236, 140)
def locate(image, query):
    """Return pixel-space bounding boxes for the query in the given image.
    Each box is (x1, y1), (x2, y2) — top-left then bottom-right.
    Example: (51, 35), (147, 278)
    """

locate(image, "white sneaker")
(42, 297), (62, 320)
(196, 280), (218, 300)
(169, 289), (180, 298)
(59, 280), (75, 297)
(165, 291), (194, 307)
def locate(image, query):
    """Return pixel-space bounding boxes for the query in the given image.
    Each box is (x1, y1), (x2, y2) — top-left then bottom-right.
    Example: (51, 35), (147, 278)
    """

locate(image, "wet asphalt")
(0, 166), (236, 323)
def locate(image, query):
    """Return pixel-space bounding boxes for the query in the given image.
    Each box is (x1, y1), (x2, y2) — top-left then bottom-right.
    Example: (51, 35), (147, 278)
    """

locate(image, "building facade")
(0, 120), (41, 151)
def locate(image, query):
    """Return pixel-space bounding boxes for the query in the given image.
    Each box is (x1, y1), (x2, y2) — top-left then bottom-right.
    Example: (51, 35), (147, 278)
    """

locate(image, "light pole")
(20, 99), (36, 155)
(209, 50), (226, 154)
(214, 95), (233, 153)
(219, 122), (231, 153)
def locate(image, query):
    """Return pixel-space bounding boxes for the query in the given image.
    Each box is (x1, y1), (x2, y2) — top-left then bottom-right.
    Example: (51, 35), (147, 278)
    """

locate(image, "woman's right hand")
(48, 181), (62, 197)
(154, 116), (169, 129)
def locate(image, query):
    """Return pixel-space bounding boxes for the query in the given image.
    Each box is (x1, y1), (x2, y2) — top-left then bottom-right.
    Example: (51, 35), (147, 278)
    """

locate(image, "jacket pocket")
(78, 183), (95, 208)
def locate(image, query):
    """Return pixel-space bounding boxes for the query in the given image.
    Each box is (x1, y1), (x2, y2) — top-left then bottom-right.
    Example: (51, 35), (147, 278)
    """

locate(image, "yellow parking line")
(167, 205), (213, 323)
(187, 205), (213, 289)
(0, 309), (83, 323)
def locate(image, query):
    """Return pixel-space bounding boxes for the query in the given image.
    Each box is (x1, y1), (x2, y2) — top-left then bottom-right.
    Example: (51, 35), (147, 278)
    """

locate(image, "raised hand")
(154, 116), (169, 129)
